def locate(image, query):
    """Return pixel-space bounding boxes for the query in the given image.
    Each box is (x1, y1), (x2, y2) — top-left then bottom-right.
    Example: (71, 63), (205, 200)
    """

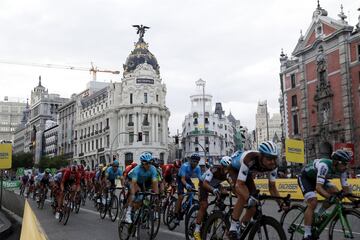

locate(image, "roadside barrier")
(20, 199), (47, 240)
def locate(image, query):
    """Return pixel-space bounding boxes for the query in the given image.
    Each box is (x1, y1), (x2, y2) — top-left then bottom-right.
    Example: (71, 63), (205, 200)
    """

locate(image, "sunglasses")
(141, 161), (149, 165)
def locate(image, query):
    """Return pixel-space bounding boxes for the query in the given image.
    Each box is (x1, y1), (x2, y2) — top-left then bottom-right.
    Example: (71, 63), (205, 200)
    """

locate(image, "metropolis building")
(75, 27), (170, 168)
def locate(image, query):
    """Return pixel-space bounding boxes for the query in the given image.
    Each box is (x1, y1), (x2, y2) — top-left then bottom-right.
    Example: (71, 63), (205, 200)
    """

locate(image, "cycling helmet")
(152, 158), (160, 167)
(190, 153), (201, 163)
(220, 156), (232, 167)
(174, 159), (182, 168)
(140, 152), (153, 163)
(70, 164), (77, 172)
(45, 168), (50, 174)
(113, 160), (119, 167)
(98, 163), (104, 169)
(259, 141), (278, 157)
(331, 149), (351, 164)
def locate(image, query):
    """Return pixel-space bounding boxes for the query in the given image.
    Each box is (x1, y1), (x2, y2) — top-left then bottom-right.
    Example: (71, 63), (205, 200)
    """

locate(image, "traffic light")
(138, 132), (143, 141)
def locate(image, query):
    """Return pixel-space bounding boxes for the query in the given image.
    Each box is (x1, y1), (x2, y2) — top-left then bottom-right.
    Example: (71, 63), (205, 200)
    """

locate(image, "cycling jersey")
(37, 173), (52, 183)
(106, 166), (123, 181)
(231, 150), (243, 170)
(178, 162), (202, 180)
(237, 150), (277, 182)
(54, 172), (63, 183)
(62, 169), (81, 186)
(129, 165), (158, 184)
(161, 164), (175, 183)
(201, 166), (227, 187)
(124, 164), (137, 178)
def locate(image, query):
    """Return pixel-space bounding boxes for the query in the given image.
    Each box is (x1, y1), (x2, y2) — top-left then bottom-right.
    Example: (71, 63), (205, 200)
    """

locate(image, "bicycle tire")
(248, 216), (287, 240)
(118, 210), (132, 240)
(61, 193), (71, 225)
(100, 203), (107, 219)
(137, 206), (155, 240)
(202, 210), (230, 240)
(110, 195), (119, 222)
(328, 208), (360, 240)
(280, 204), (305, 240)
(75, 194), (81, 214)
(166, 198), (178, 230)
(163, 196), (175, 225)
(153, 204), (162, 238)
(185, 204), (199, 240)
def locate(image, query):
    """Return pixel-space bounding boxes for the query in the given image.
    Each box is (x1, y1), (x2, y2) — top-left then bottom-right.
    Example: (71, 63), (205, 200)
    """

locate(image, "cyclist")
(193, 156), (233, 240)
(298, 149), (353, 240)
(56, 164), (81, 219)
(20, 173), (29, 194)
(151, 158), (164, 193)
(229, 141), (286, 239)
(124, 152), (159, 224)
(35, 168), (52, 202)
(161, 160), (179, 193)
(103, 160), (124, 204)
(174, 153), (202, 225)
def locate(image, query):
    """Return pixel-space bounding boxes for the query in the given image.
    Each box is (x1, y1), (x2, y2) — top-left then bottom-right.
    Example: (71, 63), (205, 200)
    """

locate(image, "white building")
(43, 120), (58, 158)
(12, 101), (30, 154)
(0, 97), (26, 142)
(25, 77), (69, 162)
(182, 80), (235, 164)
(255, 100), (282, 148)
(75, 29), (170, 168)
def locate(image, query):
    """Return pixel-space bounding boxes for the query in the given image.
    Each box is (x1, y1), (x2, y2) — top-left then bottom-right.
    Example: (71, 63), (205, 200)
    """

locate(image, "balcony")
(97, 147), (104, 153)
(79, 152), (84, 157)
(143, 121), (150, 126)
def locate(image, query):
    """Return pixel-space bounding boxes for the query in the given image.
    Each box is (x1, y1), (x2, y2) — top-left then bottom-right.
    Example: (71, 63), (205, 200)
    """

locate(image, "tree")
(37, 155), (69, 170)
(12, 152), (34, 169)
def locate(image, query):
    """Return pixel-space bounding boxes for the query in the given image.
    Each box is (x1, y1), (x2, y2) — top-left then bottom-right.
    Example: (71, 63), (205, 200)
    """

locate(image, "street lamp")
(109, 132), (129, 165)
(195, 78), (206, 163)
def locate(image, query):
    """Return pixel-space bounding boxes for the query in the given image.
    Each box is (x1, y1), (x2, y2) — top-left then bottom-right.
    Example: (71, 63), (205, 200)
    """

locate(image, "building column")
(162, 114), (166, 144)
(155, 114), (158, 143)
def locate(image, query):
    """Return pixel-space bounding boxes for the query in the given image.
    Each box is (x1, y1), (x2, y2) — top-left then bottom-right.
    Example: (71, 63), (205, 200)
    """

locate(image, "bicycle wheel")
(153, 204), (162, 238)
(81, 190), (86, 206)
(165, 198), (178, 230)
(75, 194), (81, 214)
(280, 204), (305, 240)
(61, 194), (71, 225)
(248, 216), (287, 240)
(202, 211), (230, 240)
(40, 193), (45, 209)
(137, 206), (155, 240)
(162, 196), (175, 225)
(328, 208), (360, 240)
(185, 204), (199, 240)
(110, 195), (119, 222)
(118, 210), (132, 240)
(100, 202), (107, 219)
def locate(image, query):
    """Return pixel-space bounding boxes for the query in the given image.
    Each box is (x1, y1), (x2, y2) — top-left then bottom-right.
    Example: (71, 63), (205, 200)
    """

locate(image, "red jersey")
(161, 164), (175, 178)
(62, 169), (81, 185)
(124, 163), (137, 178)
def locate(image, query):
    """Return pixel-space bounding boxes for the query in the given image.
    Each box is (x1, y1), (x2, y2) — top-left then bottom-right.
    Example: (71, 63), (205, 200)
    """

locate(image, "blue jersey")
(178, 162), (202, 180)
(129, 165), (158, 184)
(106, 167), (123, 181)
(231, 151), (243, 170)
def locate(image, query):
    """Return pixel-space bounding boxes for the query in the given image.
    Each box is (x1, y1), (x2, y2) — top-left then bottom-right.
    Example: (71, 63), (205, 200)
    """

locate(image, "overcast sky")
(0, 0), (359, 134)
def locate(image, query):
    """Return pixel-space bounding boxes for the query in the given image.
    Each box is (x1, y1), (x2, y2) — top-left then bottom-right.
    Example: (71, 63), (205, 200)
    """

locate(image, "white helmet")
(220, 156), (232, 167)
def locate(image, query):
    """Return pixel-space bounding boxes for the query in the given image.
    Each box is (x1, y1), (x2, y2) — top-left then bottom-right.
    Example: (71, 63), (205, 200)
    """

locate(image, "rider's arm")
(315, 163), (331, 198)
(268, 170), (282, 206)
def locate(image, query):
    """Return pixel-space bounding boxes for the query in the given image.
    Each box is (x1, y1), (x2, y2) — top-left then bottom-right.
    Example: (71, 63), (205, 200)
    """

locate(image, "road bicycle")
(99, 186), (120, 222)
(280, 191), (360, 240)
(202, 191), (290, 240)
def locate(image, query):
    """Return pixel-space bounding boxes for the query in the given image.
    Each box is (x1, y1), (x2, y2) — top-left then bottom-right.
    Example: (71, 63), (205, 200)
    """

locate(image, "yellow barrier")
(192, 178), (360, 201)
(20, 200), (48, 240)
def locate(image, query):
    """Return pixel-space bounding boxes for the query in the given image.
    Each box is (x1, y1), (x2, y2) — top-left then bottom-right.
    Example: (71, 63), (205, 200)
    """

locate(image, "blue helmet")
(220, 156), (232, 167)
(190, 153), (200, 163)
(140, 152), (153, 163)
(113, 160), (119, 167)
(331, 149), (351, 164)
(259, 141), (278, 157)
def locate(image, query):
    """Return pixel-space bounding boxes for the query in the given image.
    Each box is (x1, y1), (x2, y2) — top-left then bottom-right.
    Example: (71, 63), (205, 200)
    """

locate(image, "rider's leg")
(304, 196), (317, 238)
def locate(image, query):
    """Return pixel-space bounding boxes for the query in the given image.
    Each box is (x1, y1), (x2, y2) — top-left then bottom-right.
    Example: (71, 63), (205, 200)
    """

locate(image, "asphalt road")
(16, 190), (360, 240)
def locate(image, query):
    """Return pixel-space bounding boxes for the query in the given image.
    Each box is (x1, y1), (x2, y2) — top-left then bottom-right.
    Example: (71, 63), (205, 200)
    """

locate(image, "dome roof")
(123, 38), (160, 75)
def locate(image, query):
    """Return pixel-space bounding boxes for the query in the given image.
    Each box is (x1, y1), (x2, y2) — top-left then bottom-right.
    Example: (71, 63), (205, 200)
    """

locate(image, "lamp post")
(109, 132), (129, 165)
(195, 78), (207, 163)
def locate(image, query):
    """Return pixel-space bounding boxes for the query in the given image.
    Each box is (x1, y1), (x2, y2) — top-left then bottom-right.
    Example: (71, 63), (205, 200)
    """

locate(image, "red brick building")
(279, 3), (360, 167)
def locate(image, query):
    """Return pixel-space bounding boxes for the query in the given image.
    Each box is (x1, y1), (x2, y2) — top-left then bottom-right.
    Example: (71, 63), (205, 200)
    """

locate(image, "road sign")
(285, 139), (304, 163)
(0, 144), (12, 169)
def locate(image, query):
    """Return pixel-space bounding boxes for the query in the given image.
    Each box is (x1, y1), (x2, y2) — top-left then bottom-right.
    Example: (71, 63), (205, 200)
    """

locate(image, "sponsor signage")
(0, 143), (12, 169)
(334, 143), (355, 165)
(2, 180), (20, 189)
(136, 78), (154, 84)
(285, 139), (304, 163)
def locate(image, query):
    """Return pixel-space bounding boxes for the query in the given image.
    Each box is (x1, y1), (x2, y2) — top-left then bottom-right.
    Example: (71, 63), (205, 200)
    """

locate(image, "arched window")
(160, 152), (165, 161)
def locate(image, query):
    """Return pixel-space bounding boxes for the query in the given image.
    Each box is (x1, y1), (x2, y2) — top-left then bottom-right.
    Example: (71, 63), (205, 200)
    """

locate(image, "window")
(291, 74), (296, 88)
(100, 138), (102, 148)
(195, 137), (199, 143)
(143, 114), (149, 125)
(144, 131), (149, 143)
(128, 114), (133, 125)
(292, 95), (297, 107)
(106, 118), (109, 128)
(125, 153), (133, 166)
(88, 142), (90, 151)
(92, 140), (94, 150)
(160, 152), (164, 161)
(130, 93), (133, 104)
(156, 94), (159, 102)
(129, 132), (134, 143)
(96, 139), (98, 149)
(80, 144), (83, 153)
(144, 93), (148, 103)
(205, 137), (209, 144)
(100, 122), (102, 130)
(293, 114), (299, 135)
(358, 45), (360, 61)
(206, 147), (209, 153)
(195, 147), (199, 152)
(106, 135), (110, 148)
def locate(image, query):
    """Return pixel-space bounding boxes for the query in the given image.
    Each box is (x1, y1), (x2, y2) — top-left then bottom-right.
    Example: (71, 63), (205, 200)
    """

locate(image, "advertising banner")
(285, 139), (304, 163)
(0, 143), (12, 169)
(2, 180), (20, 189)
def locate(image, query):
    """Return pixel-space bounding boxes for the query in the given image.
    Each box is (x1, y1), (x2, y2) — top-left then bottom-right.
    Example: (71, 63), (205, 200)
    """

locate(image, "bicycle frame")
(288, 201), (354, 238)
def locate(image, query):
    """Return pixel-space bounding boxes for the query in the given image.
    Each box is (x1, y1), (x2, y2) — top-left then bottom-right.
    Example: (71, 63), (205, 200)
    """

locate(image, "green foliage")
(37, 155), (69, 171)
(12, 152), (34, 169)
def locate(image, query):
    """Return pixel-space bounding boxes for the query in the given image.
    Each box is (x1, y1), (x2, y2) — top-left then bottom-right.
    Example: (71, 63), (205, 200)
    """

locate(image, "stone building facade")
(279, 3), (360, 165)
(0, 97), (26, 142)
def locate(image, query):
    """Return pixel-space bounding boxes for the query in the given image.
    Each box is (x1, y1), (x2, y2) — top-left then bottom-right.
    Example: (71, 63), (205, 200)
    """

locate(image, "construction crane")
(0, 60), (120, 81)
